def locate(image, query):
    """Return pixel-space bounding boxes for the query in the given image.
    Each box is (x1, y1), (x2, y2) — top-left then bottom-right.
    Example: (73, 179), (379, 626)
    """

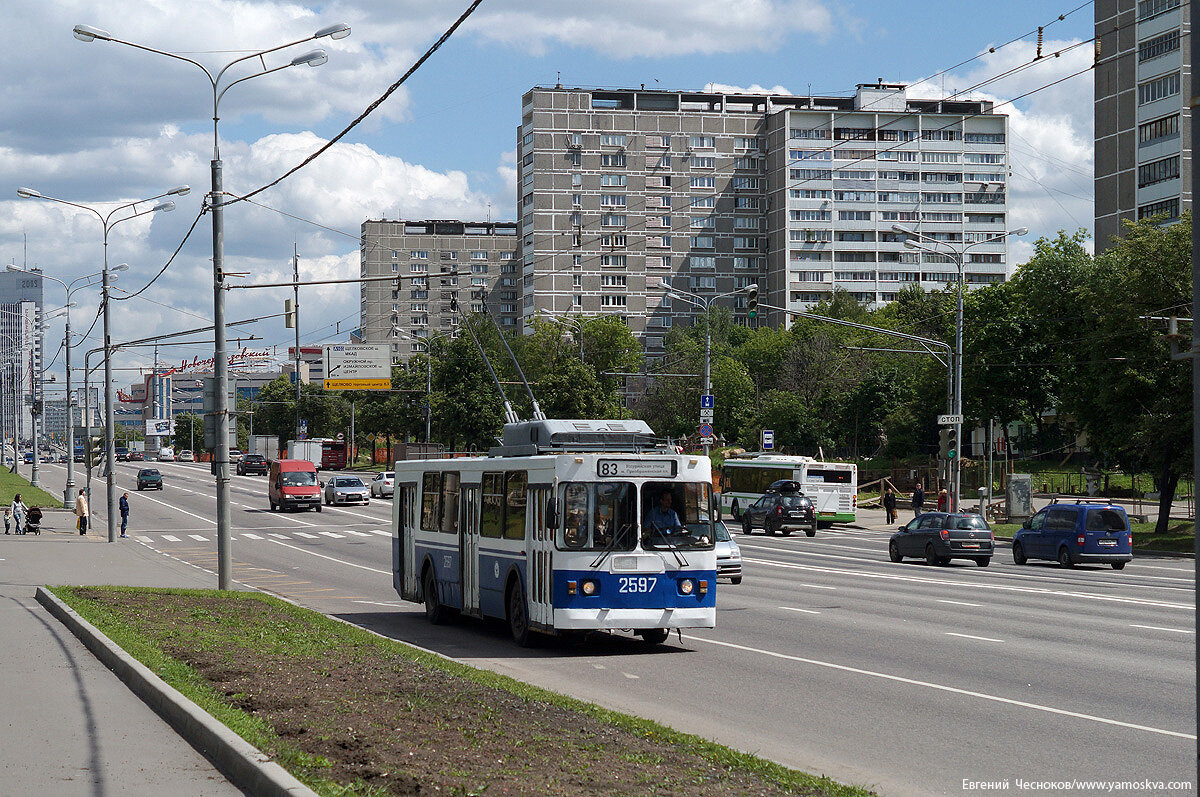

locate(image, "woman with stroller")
(10, 494), (27, 535)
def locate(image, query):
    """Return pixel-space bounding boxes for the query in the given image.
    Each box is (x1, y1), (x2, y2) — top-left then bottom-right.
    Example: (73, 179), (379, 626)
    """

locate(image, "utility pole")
(294, 244), (302, 441)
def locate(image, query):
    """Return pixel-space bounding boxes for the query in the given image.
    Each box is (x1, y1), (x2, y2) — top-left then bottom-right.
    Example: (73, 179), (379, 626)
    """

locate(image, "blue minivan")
(1012, 499), (1133, 570)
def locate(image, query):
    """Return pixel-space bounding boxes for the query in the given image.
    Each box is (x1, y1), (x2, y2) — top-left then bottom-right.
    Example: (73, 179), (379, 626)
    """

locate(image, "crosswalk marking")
(368, 529), (391, 536)
(294, 532), (317, 538)
(134, 529), (395, 545)
(345, 530), (371, 537)
(242, 533), (264, 540)
(268, 533), (288, 539)
(319, 531), (344, 538)
(162, 535), (180, 542)
(188, 534), (208, 541)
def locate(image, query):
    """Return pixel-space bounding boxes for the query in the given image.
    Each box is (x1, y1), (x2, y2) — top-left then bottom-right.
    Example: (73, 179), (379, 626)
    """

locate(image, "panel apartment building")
(516, 83), (1010, 345)
(1095, 0), (1191, 249)
(359, 220), (519, 360)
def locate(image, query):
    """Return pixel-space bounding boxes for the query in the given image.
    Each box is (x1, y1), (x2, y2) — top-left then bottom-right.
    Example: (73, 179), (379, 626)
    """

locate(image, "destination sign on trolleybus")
(597, 459), (678, 478)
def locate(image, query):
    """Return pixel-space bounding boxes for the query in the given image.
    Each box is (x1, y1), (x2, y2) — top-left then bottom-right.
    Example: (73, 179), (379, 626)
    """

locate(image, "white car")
(178, 450), (195, 462)
(370, 471), (395, 498)
(157, 449), (175, 462)
(229, 449), (244, 463)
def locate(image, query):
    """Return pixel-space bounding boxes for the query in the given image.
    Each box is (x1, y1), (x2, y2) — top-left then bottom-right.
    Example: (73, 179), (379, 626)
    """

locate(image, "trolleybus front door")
(460, 484), (481, 617)
(527, 486), (554, 629)
(400, 484), (419, 601)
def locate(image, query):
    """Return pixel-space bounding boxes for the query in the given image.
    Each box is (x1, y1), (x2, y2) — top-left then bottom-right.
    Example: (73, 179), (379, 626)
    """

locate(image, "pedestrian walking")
(883, 486), (898, 524)
(119, 492), (130, 538)
(936, 488), (948, 512)
(10, 494), (27, 535)
(911, 480), (925, 519)
(74, 489), (89, 536)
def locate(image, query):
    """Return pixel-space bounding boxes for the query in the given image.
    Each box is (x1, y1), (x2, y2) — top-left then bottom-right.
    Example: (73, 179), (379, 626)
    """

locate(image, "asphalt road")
(31, 460), (1197, 796)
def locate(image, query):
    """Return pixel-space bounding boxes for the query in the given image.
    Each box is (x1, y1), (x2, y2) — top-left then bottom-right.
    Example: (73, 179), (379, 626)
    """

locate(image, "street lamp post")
(652, 283), (754, 455)
(28, 304), (73, 490)
(892, 224), (1027, 511)
(17, 185), (182, 540)
(74, 20), (349, 586)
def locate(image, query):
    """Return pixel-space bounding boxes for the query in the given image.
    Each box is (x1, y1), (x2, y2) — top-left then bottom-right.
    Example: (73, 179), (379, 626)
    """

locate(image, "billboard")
(323, 344), (390, 390)
(146, 418), (175, 437)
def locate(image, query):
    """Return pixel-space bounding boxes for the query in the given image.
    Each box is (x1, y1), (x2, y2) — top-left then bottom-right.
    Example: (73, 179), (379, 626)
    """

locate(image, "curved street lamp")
(73, 20), (349, 585)
(891, 223), (1028, 510)
(15, 187), (182, 539)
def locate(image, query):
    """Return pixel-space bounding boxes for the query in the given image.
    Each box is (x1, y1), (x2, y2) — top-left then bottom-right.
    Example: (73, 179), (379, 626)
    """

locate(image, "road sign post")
(761, 429), (774, 451)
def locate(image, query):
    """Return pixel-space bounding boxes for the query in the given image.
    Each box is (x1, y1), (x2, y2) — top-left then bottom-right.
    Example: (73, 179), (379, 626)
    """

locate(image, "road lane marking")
(319, 531), (345, 539)
(799, 583), (837, 590)
(744, 557), (1194, 610)
(622, 672), (639, 680)
(126, 491), (215, 525)
(368, 529), (391, 537)
(267, 539), (390, 575)
(188, 534), (208, 541)
(780, 607), (821, 615)
(162, 535), (180, 542)
(1130, 624), (1193, 634)
(345, 530), (372, 537)
(268, 533), (289, 539)
(294, 532), (318, 539)
(937, 599), (982, 607)
(946, 632), (1004, 643)
(241, 533), (264, 540)
(352, 600), (403, 607)
(684, 635), (1197, 741)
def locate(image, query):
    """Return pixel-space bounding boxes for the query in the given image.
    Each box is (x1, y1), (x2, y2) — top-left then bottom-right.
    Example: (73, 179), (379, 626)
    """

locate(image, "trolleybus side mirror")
(546, 497), (558, 530)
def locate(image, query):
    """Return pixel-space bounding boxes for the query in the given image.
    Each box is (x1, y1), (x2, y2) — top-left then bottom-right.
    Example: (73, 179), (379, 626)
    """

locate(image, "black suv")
(741, 481), (817, 536)
(237, 453), (268, 476)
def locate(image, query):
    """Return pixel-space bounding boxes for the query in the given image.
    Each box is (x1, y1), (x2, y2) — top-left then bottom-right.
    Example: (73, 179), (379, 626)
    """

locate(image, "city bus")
(392, 419), (717, 647)
(719, 454), (857, 526)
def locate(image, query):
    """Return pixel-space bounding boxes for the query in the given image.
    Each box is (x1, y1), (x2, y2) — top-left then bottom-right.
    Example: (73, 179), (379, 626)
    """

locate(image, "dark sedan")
(136, 468), (163, 491)
(237, 453), (268, 476)
(890, 512), (994, 567)
(741, 491), (817, 536)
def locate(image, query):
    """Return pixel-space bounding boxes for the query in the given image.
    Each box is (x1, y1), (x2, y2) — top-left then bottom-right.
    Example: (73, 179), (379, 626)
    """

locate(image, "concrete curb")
(35, 587), (318, 797)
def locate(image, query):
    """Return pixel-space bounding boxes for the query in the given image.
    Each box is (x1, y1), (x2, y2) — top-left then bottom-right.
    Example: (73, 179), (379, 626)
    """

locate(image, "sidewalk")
(0, 527), (245, 796)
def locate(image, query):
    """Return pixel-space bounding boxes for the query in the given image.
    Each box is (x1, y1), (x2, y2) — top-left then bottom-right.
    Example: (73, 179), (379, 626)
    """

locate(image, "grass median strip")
(51, 586), (873, 797)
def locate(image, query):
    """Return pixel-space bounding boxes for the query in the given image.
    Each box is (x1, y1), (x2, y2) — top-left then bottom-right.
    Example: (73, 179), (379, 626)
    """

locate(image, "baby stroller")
(22, 506), (42, 536)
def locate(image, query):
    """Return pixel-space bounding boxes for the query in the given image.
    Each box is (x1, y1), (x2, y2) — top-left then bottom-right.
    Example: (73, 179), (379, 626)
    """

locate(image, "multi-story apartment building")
(359, 220), (519, 360)
(1095, 0), (1191, 249)
(0, 269), (44, 442)
(517, 83), (1009, 347)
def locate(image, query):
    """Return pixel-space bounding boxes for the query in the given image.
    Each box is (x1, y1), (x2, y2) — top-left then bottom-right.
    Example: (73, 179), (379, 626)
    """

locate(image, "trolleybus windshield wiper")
(644, 522), (690, 568)
(590, 523), (633, 569)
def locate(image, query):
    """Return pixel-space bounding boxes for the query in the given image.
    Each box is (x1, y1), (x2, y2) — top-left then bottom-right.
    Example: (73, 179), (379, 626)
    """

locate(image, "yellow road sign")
(323, 378), (391, 390)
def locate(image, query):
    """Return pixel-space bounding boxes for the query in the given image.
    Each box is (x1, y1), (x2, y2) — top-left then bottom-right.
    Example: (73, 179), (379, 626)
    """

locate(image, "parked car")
(324, 475), (370, 506)
(890, 512), (994, 567)
(268, 459), (322, 512)
(127, 451), (145, 462)
(178, 450), (195, 462)
(369, 471), (395, 498)
(136, 468), (163, 491)
(237, 453), (268, 476)
(741, 481), (817, 536)
(1013, 499), (1133, 570)
(714, 520), (743, 584)
(74, 450), (85, 463)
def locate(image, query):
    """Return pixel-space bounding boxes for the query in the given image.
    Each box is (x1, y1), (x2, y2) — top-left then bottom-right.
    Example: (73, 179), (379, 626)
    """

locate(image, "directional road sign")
(323, 344), (391, 390)
(700, 394), (715, 409)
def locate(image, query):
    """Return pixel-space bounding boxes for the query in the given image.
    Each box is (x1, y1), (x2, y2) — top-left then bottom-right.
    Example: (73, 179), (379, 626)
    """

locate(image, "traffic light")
(938, 427), (950, 458)
(747, 284), (759, 319)
(87, 436), (103, 469)
(284, 299), (296, 329)
(946, 427), (958, 460)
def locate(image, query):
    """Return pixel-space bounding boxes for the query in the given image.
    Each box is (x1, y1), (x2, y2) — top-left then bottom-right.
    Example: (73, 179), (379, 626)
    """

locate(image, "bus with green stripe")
(719, 454), (857, 526)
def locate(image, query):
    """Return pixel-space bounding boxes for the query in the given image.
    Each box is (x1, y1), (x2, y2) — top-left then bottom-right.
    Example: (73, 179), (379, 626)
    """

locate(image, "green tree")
(1069, 215), (1192, 532)
(172, 413), (203, 453)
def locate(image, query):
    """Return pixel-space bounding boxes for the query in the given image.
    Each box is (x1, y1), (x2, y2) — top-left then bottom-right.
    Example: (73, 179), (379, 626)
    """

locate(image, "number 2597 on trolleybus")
(391, 419), (717, 646)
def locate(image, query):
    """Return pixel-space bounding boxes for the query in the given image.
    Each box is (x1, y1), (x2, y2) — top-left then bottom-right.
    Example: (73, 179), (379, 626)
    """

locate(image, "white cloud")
(702, 82), (794, 95)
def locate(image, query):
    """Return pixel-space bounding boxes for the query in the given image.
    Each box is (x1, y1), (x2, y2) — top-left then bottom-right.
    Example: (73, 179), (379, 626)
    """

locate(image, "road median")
(45, 585), (874, 797)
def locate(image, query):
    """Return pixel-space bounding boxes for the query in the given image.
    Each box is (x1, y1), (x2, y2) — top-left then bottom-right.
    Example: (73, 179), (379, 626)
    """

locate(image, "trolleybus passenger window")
(481, 473), (504, 538)
(440, 472), (460, 535)
(504, 472), (528, 540)
(421, 473), (440, 531)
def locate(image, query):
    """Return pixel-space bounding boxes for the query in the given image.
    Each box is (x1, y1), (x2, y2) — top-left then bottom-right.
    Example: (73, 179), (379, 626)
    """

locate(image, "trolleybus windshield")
(641, 482), (714, 551)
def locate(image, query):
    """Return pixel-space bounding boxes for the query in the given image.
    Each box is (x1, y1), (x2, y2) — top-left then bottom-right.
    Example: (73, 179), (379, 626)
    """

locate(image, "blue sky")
(0, 0), (1096, 381)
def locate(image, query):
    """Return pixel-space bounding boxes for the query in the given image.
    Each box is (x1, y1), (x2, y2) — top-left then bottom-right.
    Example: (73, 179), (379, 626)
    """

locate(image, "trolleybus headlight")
(581, 580), (597, 596)
(680, 578), (695, 595)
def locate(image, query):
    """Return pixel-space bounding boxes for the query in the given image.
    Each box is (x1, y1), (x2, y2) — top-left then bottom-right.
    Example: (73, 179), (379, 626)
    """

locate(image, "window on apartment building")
(735, 137), (764, 150)
(833, 149), (874, 161)
(1138, 198), (1181, 220)
(877, 191), (919, 202)
(411, 250), (428, 259)
(567, 151), (581, 166)
(601, 214), (627, 227)
(736, 196), (760, 209)
(791, 189), (831, 199)
(834, 271), (875, 281)
(600, 194), (627, 206)
(791, 127), (831, 139)
(734, 156), (762, 170)
(1139, 0), (1180, 20)
(921, 129), (961, 141)
(793, 271), (830, 282)
(921, 193), (962, 204)
(471, 277), (487, 287)
(600, 275), (627, 288)
(691, 276), (717, 290)
(835, 252), (875, 262)
(878, 151), (917, 161)
(877, 129), (919, 142)
(690, 235), (715, 249)
(690, 176), (716, 189)
(688, 254), (718, 271)
(600, 134), (627, 147)
(733, 177), (759, 190)
(835, 127), (875, 141)
(835, 170), (874, 180)
(791, 168), (833, 180)
(470, 251), (488, 261)
(690, 156), (716, 169)
(923, 172), (963, 183)
(1139, 30), (1180, 62)
(391, 263), (399, 273)
(689, 196), (715, 210)
(601, 234), (627, 247)
(410, 263), (428, 273)
(689, 135), (716, 148)
(968, 253), (1004, 264)
(601, 254), (627, 267)
(790, 229), (833, 242)
(600, 153), (626, 167)
(790, 210), (831, 221)
(791, 149), (832, 161)
(835, 190), (875, 202)
(964, 173), (1006, 183)
(968, 132), (1007, 143)
(734, 256), (764, 269)
(733, 237), (762, 250)
(791, 251), (830, 262)
(1138, 72), (1180, 105)
(1139, 114), (1180, 145)
(690, 216), (715, 229)
(734, 217), (761, 229)
(600, 294), (628, 306)
(600, 174), (626, 187)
